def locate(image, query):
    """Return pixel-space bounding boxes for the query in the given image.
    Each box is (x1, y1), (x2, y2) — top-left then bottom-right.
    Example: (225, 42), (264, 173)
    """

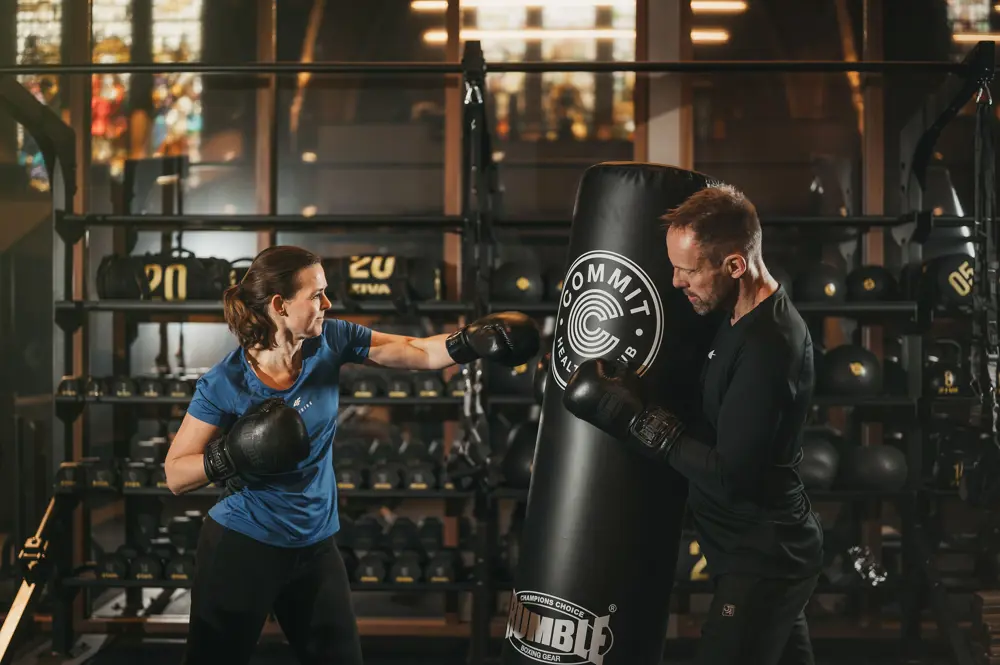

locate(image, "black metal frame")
(0, 38), (997, 665)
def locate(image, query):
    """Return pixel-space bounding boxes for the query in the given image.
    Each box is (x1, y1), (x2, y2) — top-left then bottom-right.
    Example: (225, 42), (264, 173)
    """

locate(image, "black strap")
(971, 83), (998, 440)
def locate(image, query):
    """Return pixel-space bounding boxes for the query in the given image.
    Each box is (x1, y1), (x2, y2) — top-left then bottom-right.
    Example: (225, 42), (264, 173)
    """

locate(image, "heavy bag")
(503, 163), (721, 665)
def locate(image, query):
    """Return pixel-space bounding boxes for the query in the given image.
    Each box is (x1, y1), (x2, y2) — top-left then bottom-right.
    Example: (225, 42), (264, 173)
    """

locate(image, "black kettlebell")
(924, 339), (968, 397)
(799, 436), (840, 491)
(837, 443), (908, 492)
(794, 263), (846, 303)
(846, 265), (899, 302)
(501, 420), (538, 489)
(817, 344), (882, 396)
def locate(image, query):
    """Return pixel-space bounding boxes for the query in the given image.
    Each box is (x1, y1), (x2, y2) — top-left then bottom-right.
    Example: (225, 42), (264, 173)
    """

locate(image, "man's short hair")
(661, 184), (762, 264)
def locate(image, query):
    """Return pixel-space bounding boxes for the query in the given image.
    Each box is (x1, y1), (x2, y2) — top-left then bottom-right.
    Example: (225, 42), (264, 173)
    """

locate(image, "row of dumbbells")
(56, 458), (176, 492)
(334, 437), (465, 492)
(337, 515), (474, 553)
(96, 510), (204, 582)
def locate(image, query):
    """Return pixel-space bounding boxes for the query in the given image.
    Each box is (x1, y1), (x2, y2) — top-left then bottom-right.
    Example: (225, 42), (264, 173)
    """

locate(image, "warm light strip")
(691, 0), (747, 13)
(954, 32), (1000, 42)
(995, 4), (1000, 12)
(411, 0), (626, 9)
(424, 27), (729, 44)
(691, 28), (730, 43)
(423, 28), (635, 43)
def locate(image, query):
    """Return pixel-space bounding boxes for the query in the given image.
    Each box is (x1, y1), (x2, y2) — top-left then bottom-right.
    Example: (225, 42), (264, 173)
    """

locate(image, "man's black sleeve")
(666, 336), (793, 496)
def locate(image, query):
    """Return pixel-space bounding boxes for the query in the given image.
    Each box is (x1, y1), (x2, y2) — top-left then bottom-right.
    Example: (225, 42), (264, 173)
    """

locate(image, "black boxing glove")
(446, 312), (541, 367)
(203, 398), (311, 484)
(562, 358), (685, 462)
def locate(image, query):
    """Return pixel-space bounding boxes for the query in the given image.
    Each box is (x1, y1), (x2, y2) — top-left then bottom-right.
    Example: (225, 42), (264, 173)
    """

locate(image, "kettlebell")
(817, 344), (882, 396)
(924, 339), (968, 397)
(799, 435), (840, 491)
(794, 263), (846, 303)
(837, 443), (908, 492)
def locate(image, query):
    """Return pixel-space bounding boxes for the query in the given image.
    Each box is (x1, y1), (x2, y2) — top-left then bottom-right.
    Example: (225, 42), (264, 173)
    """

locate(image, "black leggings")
(697, 573), (818, 665)
(181, 516), (363, 665)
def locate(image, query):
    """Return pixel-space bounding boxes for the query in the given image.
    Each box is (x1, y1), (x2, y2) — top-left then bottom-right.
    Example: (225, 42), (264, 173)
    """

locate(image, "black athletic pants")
(697, 573), (818, 665)
(181, 516), (363, 665)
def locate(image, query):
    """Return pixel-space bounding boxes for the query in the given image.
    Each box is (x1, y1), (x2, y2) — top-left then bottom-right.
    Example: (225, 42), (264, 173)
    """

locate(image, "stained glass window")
(455, 0), (636, 142)
(16, 0), (63, 191)
(151, 0), (204, 162)
(92, 0), (133, 178)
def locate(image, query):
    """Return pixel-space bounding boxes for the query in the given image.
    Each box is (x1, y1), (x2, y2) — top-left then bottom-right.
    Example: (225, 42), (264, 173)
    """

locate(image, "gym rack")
(0, 37), (997, 665)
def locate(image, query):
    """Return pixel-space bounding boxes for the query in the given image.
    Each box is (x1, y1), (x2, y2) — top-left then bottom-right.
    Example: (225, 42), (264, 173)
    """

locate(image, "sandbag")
(503, 163), (721, 665)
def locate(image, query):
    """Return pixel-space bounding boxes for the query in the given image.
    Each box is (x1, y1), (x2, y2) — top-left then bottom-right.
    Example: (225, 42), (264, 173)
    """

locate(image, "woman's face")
(278, 264), (331, 339)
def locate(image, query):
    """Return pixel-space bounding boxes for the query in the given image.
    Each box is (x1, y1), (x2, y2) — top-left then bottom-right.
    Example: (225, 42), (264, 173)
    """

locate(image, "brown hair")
(222, 245), (322, 349)
(661, 184), (762, 264)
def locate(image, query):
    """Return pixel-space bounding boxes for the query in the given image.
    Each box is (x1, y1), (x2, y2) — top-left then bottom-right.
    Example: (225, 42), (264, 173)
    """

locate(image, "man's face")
(666, 226), (735, 315)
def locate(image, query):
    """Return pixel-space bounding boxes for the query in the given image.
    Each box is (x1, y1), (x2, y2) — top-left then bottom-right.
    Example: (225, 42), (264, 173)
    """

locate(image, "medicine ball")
(501, 420), (538, 489)
(837, 444), (908, 491)
(817, 344), (882, 396)
(799, 437), (840, 491)
(794, 263), (846, 303)
(491, 262), (544, 303)
(846, 265), (899, 302)
(922, 253), (974, 310)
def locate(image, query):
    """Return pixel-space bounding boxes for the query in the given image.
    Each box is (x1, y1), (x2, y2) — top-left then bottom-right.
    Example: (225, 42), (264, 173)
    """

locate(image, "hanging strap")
(971, 82), (998, 439)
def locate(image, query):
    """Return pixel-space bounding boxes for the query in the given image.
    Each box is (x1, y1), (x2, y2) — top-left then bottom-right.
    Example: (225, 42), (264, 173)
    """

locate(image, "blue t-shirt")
(186, 319), (372, 548)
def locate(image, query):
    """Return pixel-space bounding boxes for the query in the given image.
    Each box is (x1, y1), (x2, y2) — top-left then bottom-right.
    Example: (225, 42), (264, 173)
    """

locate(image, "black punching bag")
(503, 163), (722, 665)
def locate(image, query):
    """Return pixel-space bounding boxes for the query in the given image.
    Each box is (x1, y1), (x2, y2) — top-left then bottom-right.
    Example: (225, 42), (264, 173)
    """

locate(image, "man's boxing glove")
(562, 358), (685, 462)
(446, 312), (541, 367)
(203, 398), (311, 484)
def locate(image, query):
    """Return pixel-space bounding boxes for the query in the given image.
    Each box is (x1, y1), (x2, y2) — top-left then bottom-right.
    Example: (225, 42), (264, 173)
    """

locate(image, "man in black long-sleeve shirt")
(563, 184), (823, 665)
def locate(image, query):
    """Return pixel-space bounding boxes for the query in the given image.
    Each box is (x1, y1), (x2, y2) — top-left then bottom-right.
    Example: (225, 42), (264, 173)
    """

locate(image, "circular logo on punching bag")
(551, 250), (664, 389)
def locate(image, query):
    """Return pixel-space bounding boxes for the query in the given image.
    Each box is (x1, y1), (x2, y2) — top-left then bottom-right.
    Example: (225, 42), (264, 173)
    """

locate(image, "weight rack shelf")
(55, 300), (471, 315)
(491, 488), (915, 502)
(62, 577), (476, 592)
(57, 486), (476, 500)
(490, 301), (920, 321)
(54, 395), (463, 407)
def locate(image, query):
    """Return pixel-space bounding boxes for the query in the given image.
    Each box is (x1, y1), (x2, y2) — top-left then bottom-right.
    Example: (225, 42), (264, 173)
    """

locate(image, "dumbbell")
(354, 551), (391, 584)
(98, 544), (141, 580)
(84, 376), (107, 398)
(55, 462), (86, 492)
(348, 374), (385, 399)
(138, 377), (164, 398)
(389, 550), (425, 584)
(351, 516), (385, 551)
(134, 511), (161, 549)
(387, 518), (420, 553)
(110, 376), (138, 397)
(336, 463), (367, 490)
(122, 461), (151, 489)
(399, 439), (438, 490)
(418, 517), (444, 553)
(415, 374), (445, 398)
(89, 460), (119, 491)
(425, 550), (463, 583)
(386, 373), (413, 398)
(165, 377), (193, 399)
(167, 515), (201, 551)
(129, 546), (165, 581)
(370, 462), (403, 490)
(164, 554), (196, 581)
(150, 465), (169, 489)
(57, 376), (83, 397)
(446, 372), (466, 397)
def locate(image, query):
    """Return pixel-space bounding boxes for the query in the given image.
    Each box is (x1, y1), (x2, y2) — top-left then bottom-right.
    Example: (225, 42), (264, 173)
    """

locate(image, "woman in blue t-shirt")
(166, 245), (540, 665)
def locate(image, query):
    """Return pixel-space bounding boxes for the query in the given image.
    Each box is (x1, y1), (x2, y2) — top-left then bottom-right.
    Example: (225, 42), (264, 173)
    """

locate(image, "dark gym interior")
(2, 1), (1000, 664)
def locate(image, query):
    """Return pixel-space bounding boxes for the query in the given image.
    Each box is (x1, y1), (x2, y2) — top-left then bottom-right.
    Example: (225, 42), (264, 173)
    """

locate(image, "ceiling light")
(691, 0), (747, 13)
(691, 28), (729, 43)
(423, 28), (635, 43)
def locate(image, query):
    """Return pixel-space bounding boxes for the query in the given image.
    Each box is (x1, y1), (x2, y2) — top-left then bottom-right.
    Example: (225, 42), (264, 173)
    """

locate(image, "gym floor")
(8, 635), (958, 664)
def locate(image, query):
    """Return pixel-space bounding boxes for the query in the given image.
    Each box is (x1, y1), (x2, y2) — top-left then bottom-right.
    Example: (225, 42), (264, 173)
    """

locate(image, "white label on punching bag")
(506, 590), (615, 665)
(551, 250), (663, 389)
